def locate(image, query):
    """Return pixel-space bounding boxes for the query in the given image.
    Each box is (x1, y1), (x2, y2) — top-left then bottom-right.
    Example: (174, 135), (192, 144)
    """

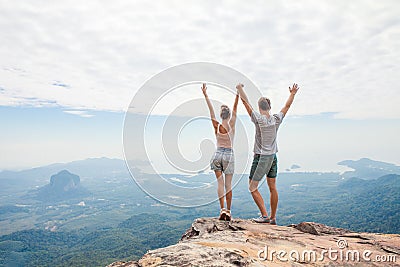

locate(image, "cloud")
(0, 0), (399, 119)
(52, 81), (70, 89)
(63, 110), (94, 118)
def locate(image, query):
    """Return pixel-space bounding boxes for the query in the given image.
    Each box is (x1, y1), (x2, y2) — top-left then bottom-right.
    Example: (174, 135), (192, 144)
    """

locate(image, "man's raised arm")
(281, 83), (299, 116)
(229, 91), (239, 128)
(236, 83), (253, 117)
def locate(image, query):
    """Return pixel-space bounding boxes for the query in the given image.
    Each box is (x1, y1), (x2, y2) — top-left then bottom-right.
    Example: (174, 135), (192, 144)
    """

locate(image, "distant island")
(338, 158), (400, 179)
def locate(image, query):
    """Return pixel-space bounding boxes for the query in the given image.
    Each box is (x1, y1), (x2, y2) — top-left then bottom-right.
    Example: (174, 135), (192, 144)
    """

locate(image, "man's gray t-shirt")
(251, 111), (285, 155)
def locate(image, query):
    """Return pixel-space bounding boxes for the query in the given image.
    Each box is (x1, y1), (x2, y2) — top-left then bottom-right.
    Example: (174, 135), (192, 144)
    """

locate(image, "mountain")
(27, 170), (90, 202)
(50, 170), (80, 190)
(0, 157), (128, 186)
(338, 158), (400, 179)
(108, 218), (400, 267)
(0, 157), (130, 205)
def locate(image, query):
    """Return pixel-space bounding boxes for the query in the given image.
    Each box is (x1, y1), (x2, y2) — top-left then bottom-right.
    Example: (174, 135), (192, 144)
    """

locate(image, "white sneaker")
(219, 208), (227, 220)
(252, 215), (270, 223)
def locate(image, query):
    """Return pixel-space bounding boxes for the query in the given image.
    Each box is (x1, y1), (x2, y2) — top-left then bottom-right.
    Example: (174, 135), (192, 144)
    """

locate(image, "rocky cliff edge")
(108, 218), (400, 266)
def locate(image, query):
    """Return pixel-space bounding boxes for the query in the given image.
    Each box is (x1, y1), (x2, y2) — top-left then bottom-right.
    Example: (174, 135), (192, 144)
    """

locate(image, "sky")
(0, 0), (399, 172)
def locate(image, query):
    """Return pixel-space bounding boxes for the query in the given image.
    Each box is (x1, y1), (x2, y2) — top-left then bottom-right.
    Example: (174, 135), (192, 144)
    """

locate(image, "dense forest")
(0, 213), (190, 266)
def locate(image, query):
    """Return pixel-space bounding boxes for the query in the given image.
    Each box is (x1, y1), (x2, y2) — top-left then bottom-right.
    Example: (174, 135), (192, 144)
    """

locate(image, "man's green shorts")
(249, 154), (278, 181)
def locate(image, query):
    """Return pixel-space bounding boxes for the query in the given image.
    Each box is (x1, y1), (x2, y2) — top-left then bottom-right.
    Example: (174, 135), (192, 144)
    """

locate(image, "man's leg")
(224, 174), (233, 211)
(214, 170), (225, 209)
(249, 179), (268, 217)
(267, 177), (278, 220)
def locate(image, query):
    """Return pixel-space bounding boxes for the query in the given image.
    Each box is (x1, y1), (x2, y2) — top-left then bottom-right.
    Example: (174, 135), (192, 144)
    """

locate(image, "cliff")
(108, 218), (400, 267)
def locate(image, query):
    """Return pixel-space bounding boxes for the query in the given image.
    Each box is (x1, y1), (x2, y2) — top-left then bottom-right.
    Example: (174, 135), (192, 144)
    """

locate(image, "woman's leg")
(214, 170), (225, 209)
(224, 174), (233, 210)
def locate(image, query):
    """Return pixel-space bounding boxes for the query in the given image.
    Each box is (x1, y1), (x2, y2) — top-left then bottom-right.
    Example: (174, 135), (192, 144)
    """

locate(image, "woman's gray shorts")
(210, 147), (234, 174)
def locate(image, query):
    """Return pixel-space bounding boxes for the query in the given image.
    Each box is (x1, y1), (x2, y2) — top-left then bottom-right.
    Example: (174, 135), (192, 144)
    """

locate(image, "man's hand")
(236, 83), (253, 116)
(289, 83), (299, 95)
(236, 83), (244, 91)
(202, 83), (207, 96)
(281, 83), (299, 116)
(235, 83), (243, 96)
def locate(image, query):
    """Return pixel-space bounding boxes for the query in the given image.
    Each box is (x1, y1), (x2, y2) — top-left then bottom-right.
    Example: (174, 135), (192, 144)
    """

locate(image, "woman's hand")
(202, 83), (207, 96)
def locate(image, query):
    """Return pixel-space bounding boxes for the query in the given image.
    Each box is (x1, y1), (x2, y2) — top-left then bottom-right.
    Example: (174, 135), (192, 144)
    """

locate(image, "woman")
(202, 83), (239, 221)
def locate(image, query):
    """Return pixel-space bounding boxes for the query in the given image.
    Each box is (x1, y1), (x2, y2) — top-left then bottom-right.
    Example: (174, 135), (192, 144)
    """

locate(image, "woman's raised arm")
(202, 83), (219, 132)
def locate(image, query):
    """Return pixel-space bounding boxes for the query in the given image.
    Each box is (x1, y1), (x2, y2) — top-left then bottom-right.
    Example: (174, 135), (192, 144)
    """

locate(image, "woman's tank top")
(216, 123), (234, 148)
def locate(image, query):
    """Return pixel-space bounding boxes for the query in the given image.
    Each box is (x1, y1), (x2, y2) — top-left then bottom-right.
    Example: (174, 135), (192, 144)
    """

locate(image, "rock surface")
(108, 218), (400, 267)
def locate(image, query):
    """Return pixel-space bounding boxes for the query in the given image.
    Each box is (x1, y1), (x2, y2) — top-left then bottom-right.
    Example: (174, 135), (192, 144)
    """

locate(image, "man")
(236, 83), (299, 224)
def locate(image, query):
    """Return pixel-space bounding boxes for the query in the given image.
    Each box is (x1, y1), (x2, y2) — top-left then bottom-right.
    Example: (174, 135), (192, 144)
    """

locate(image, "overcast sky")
(1, 0), (399, 171)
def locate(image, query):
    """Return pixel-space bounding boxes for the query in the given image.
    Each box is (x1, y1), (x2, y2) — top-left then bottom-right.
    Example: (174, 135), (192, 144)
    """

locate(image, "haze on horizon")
(0, 1), (399, 172)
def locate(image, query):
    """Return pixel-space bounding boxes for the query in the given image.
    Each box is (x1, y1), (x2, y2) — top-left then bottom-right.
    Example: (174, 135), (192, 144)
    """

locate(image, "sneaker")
(252, 215), (270, 223)
(269, 218), (277, 225)
(219, 208), (227, 220)
(225, 210), (232, 221)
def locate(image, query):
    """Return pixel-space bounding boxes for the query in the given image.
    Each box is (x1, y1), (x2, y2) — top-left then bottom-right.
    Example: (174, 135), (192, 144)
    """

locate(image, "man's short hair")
(258, 97), (271, 111)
